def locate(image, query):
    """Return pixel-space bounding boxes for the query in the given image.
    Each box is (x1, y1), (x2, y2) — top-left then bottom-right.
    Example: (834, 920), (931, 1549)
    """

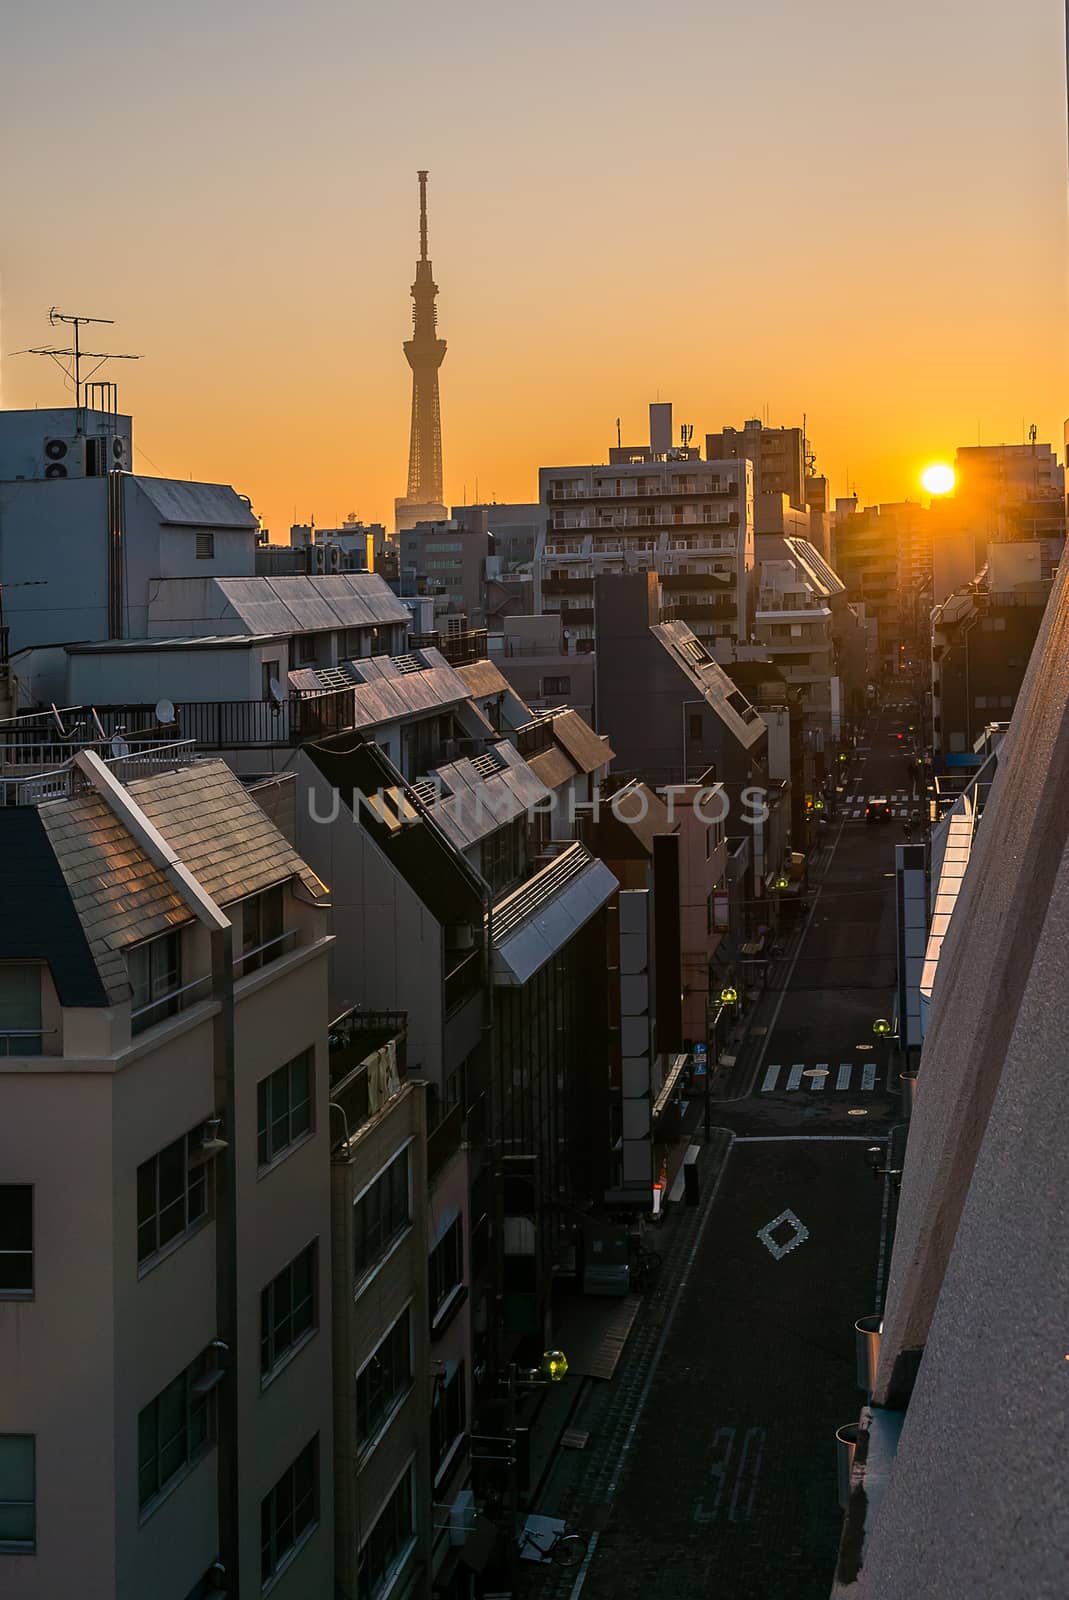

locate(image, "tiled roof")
(132, 477), (259, 530)
(0, 808), (109, 1007)
(552, 710), (614, 774)
(38, 760), (327, 1002)
(213, 573), (409, 635)
(455, 659), (525, 703)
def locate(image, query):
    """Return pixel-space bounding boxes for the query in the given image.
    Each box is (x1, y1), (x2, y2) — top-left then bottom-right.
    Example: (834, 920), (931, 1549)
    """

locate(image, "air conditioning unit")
(310, 544), (328, 574)
(43, 437), (80, 479)
(328, 543), (343, 571)
(108, 433), (129, 470)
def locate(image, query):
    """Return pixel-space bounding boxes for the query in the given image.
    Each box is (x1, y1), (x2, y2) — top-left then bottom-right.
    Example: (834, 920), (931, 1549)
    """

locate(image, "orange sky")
(1, 0), (1066, 536)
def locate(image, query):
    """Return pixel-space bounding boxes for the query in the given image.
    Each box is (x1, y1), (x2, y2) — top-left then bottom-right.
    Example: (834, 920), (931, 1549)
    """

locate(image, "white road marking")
(861, 1063), (877, 1090)
(836, 1062), (853, 1090)
(757, 1208), (810, 1259)
(692, 1427), (736, 1524)
(786, 1063), (804, 1091)
(760, 1064), (781, 1093)
(728, 1427), (766, 1523)
(810, 1063), (828, 1091)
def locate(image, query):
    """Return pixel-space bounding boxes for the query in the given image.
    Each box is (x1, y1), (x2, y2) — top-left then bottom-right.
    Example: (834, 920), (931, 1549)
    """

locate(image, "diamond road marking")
(861, 1063), (877, 1091)
(760, 1064), (781, 1093)
(836, 1063), (853, 1090)
(756, 1209), (810, 1260)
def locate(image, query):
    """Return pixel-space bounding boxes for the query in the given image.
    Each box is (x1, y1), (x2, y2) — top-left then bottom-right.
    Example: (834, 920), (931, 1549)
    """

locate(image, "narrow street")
(530, 704), (914, 1600)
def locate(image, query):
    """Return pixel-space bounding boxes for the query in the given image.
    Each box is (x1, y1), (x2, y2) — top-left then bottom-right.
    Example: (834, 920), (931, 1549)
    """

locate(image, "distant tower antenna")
(401, 172), (447, 507)
(17, 309), (141, 407)
(616, 417), (621, 449)
(1028, 422), (1037, 450)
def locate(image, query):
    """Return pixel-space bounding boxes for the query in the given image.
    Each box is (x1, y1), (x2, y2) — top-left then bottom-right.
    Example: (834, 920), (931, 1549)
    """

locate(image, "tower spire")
(397, 169), (447, 525)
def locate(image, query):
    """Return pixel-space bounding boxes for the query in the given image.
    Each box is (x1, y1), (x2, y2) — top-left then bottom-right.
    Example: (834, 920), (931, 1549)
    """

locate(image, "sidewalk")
(519, 1130), (735, 1597)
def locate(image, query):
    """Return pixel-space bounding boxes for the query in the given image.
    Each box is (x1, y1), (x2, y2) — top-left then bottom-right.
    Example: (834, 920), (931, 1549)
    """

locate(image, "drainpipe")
(210, 925), (240, 1591)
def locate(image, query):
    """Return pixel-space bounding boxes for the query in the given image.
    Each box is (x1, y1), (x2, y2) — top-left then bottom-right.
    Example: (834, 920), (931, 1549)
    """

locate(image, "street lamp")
(872, 1018), (895, 1039)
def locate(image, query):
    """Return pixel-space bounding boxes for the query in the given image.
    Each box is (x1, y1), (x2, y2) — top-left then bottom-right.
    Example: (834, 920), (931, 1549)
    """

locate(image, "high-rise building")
(536, 403), (756, 661)
(395, 171), (448, 533)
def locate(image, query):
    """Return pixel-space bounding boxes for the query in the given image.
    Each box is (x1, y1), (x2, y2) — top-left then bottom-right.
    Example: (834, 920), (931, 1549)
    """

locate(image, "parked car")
(865, 797), (892, 824)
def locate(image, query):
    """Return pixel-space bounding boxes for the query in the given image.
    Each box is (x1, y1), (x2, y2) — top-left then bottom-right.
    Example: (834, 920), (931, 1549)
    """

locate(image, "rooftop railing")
(0, 739), (199, 807)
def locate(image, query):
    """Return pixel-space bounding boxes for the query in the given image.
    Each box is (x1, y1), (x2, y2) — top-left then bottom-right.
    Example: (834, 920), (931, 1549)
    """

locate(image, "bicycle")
(518, 1520), (586, 1567)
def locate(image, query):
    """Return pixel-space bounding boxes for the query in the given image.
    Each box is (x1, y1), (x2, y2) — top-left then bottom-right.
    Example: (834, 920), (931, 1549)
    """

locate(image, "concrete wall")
(296, 754), (447, 1086)
(67, 642), (282, 706)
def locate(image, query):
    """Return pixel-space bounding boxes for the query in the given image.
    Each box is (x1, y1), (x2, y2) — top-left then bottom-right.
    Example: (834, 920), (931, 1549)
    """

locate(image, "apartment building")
(704, 418), (808, 510)
(753, 538), (849, 743)
(0, 751), (334, 1600)
(536, 404), (755, 660)
(832, 502), (924, 674)
(930, 542), (1052, 761)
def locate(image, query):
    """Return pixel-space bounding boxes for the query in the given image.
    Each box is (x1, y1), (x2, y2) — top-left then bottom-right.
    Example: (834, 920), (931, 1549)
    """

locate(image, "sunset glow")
(921, 463), (956, 496)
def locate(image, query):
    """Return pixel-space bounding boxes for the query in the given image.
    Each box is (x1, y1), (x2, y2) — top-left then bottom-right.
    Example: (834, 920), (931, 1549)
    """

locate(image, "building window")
(261, 1242), (317, 1378)
(137, 1128), (209, 1267)
(429, 1216), (463, 1328)
(129, 931), (182, 1034)
(257, 1049), (313, 1168)
(431, 1361), (466, 1482)
(294, 634), (317, 665)
(0, 1436), (35, 1551)
(195, 531), (215, 559)
(541, 676), (571, 696)
(356, 1306), (412, 1447)
(137, 1354), (215, 1513)
(239, 885), (287, 976)
(0, 963), (43, 1057)
(261, 1438), (318, 1587)
(353, 1148), (411, 1285)
(689, 713), (703, 741)
(262, 661), (281, 700)
(357, 1465), (415, 1600)
(0, 1187), (32, 1297)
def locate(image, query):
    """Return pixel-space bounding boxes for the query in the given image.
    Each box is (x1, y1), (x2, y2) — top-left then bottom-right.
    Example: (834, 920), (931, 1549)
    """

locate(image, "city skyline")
(1, 0), (1065, 537)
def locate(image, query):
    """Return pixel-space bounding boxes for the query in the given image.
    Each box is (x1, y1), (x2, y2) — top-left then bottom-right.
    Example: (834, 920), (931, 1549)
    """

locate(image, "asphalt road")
(532, 704), (915, 1600)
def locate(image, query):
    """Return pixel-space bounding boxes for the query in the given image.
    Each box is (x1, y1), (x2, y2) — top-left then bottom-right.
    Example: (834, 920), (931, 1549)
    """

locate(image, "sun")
(921, 463), (955, 496)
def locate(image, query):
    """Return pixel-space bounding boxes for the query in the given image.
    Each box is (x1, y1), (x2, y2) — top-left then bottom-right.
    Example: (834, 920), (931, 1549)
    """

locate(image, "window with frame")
(431, 1361), (466, 1481)
(353, 1148), (411, 1284)
(0, 1186), (32, 1297)
(195, 531), (215, 559)
(261, 1437), (318, 1586)
(689, 713), (703, 741)
(239, 884), (287, 977)
(129, 931), (182, 1034)
(137, 1128), (209, 1266)
(0, 1435), (35, 1551)
(356, 1465), (414, 1600)
(261, 1241), (317, 1377)
(137, 1353), (215, 1513)
(429, 1217), (463, 1326)
(356, 1306), (412, 1446)
(541, 676), (571, 696)
(257, 1049), (313, 1168)
(0, 963), (43, 1057)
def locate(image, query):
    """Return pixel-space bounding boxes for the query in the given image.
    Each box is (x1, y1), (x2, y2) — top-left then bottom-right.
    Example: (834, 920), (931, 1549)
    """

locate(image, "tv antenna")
(680, 423), (694, 449)
(17, 309), (142, 407)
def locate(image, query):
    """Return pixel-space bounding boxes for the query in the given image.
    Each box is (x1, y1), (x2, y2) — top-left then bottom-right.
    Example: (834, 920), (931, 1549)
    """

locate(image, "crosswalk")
(760, 1060), (883, 1094)
(845, 791), (915, 820)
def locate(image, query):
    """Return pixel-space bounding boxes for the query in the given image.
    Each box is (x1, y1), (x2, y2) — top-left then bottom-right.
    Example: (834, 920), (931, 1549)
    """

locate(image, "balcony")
(408, 629), (489, 666)
(427, 1101), (463, 1185)
(0, 694), (358, 758)
(445, 947), (482, 1015)
(328, 1007), (408, 1147)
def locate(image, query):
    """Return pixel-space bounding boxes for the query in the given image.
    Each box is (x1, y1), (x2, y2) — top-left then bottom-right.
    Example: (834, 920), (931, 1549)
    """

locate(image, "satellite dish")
(154, 698), (176, 726)
(562, 629), (573, 640)
(269, 678), (285, 705)
(110, 735), (130, 759)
